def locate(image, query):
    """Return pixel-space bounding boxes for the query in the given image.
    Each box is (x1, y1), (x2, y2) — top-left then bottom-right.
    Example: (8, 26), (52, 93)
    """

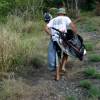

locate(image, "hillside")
(0, 13), (100, 100)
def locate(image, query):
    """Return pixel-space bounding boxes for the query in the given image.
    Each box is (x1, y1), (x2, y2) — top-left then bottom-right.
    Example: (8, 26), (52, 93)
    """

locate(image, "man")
(43, 9), (52, 23)
(45, 8), (77, 80)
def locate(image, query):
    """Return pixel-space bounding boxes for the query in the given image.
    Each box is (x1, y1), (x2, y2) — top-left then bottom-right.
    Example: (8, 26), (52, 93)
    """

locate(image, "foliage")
(0, 0), (44, 19)
(0, 0), (15, 16)
(81, 0), (96, 11)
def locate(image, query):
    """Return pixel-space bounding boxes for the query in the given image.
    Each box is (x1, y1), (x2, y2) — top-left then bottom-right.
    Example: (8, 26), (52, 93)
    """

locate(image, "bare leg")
(56, 64), (61, 80)
(55, 52), (61, 80)
(56, 55), (68, 80)
(60, 55), (68, 72)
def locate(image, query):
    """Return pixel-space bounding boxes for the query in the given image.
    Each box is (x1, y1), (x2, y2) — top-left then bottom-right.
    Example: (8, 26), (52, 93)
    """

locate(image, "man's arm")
(44, 25), (51, 36)
(70, 22), (77, 34)
(73, 16), (81, 24)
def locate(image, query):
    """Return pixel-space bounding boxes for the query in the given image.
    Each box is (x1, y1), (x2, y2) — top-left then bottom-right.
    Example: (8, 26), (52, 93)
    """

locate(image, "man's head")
(57, 8), (66, 15)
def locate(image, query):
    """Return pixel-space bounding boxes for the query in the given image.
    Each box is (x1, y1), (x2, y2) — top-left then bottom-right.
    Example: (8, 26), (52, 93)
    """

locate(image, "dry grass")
(0, 15), (47, 73)
(0, 15), (49, 100)
(0, 78), (35, 100)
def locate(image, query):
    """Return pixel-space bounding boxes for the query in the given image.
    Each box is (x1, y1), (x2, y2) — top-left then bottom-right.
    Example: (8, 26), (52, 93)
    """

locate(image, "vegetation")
(89, 54), (100, 62)
(84, 42), (93, 51)
(0, 0), (98, 20)
(84, 67), (100, 79)
(80, 80), (92, 89)
(66, 96), (76, 100)
(0, 0), (100, 100)
(84, 68), (97, 77)
(83, 0), (96, 11)
(0, 15), (46, 73)
(0, 78), (35, 100)
(88, 86), (100, 98)
(80, 80), (100, 99)
(80, 66), (100, 99)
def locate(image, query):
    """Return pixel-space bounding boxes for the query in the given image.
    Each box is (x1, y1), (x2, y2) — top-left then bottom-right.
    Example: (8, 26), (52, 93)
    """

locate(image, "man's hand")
(73, 16), (81, 24)
(70, 22), (77, 34)
(44, 26), (52, 36)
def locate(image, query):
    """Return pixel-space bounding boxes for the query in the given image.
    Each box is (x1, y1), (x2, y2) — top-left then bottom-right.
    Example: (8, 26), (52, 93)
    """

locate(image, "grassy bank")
(0, 15), (48, 73)
(0, 12), (100, 100)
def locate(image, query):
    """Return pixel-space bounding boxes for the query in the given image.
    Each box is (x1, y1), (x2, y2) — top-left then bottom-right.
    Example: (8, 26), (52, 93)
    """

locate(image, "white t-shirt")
(47, 16), (72, 41)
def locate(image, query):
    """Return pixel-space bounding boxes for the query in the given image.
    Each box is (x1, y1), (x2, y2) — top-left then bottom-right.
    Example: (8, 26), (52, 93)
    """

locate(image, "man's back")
(47, 16), (72, 37)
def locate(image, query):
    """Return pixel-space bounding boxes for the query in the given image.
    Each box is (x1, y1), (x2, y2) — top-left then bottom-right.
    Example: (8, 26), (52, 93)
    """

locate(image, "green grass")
(77, 15), (100, 32)
(84, 42), (93, 51)
(88, 86), (100, 99)
(84, 68), (96, 77)
(84, 68), (100, 79)
(94, 73), (100, 79)
(80, 80), (92, 90)
(66, 96), (76, 100)
(88, 54), (100, 62)
(80, 80), (100, 100)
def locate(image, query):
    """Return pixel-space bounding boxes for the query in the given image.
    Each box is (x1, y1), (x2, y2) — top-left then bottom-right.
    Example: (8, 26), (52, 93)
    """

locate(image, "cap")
(57, 8), (66, 14)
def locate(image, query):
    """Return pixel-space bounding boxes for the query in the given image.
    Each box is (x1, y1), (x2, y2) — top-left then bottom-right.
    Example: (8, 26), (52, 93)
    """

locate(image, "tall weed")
(0, 15), (46, 73)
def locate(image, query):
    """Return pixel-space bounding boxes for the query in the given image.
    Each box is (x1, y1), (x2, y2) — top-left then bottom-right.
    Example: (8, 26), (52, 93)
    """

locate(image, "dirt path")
(18, 31), (100, 100)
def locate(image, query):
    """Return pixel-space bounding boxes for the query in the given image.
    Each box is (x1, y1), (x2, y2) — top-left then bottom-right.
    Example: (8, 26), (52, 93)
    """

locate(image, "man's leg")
(56, 64), (60, 80)
(60, 54), (68, 73)
(55, 52), (61, 80)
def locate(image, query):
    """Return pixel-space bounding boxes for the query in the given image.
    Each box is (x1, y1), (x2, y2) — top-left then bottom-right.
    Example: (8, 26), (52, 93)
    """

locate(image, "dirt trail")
(20, 31), (100, 100)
